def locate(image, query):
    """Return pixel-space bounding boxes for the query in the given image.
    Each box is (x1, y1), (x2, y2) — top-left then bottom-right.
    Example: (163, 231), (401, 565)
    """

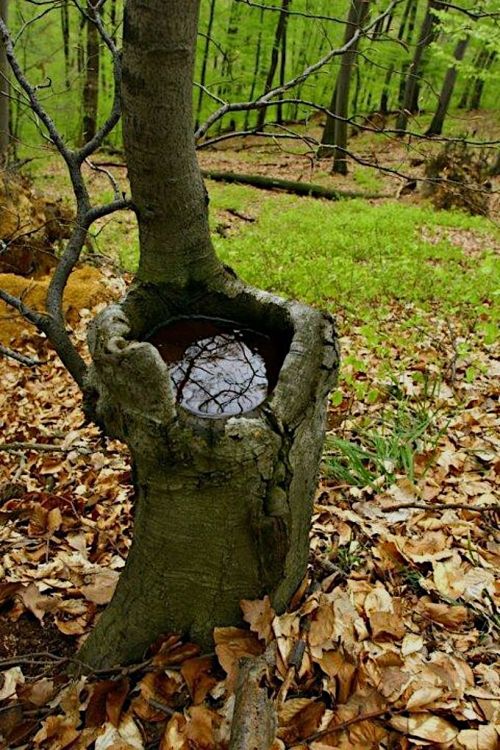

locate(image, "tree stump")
(78, 282), (339, 669)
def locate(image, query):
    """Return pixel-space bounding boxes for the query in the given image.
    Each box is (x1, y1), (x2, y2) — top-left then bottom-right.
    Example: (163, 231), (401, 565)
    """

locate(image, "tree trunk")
(276, 11), (288, 125)
(332, 0), (371, 174)
(77, 0), (339, 671)
(81, 0), (100, 144)
(0, 0), (9, 164)
(469, 50), (496, 110)
(318, 0), (370, 163)
(61, 0), (71, 89)
(380, 0), (416, 113)
(195, 0), (216, 129)
(457, 47), (485, 109)
(426, 35), (469, 136)
(244, 7), (264, 130)
(396, 0), (440, 133)
(256, 0), (291, 130)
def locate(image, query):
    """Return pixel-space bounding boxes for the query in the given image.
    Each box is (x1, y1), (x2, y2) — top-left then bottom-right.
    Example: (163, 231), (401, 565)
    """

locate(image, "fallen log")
(201, 170), (382, 200)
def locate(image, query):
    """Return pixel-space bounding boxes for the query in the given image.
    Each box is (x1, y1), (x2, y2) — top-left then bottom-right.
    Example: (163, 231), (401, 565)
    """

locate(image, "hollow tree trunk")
(318, 0), (370, 165)
(256, 0), (291, 130)
(0, 0), (9, 164)
(81, 0), (100, 144)
(396, 0), (440, 133)
(77, 0), (338, 671)
(426, 34), (469, 136)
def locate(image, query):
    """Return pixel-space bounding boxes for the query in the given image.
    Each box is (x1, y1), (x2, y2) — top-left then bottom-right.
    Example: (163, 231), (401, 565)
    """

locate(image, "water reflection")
(149, 318), (277, 417)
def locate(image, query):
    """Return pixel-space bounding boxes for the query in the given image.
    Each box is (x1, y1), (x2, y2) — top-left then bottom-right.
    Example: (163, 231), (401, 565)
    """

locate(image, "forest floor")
(0, 112), (499, 749)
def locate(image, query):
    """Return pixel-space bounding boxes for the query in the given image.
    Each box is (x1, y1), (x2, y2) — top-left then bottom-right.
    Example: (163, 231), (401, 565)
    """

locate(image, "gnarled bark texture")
(77, 0), (339, 671)
(79, 284), (338, 668)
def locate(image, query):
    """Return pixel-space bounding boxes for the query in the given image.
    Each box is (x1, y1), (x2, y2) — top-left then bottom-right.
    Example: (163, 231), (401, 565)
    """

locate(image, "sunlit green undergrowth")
(210, 186), (499, 324)
(323, 394), (445, 489)
(28, 164), (500, 331)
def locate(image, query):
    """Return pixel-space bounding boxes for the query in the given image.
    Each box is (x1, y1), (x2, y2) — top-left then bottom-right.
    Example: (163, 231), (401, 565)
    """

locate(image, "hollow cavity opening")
(148, 316), (289, 418)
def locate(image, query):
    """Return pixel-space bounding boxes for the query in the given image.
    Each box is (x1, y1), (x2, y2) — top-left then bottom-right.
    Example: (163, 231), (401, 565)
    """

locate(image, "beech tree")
(427, 33), (470, 136)
(0, 0), (8, 163)
(318, 0), (371, 171)
(81, 0), (100, 144)
(0, 0), (338, 670)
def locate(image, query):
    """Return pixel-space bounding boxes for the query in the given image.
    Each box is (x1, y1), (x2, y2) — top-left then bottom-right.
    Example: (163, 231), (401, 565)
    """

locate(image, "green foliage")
(210, 186), (500, 318)
(9, 0), (500, 156)
(323, 392), (443, 488)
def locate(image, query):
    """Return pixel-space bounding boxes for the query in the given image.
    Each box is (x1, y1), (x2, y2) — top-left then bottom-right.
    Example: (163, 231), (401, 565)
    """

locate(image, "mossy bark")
(79, 285), (338, 668)
(77, 0), (339, 670)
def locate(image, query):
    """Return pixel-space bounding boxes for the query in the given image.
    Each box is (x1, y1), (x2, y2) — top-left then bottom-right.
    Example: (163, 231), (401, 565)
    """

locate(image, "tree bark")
(195, 0), (217, 129)
(60, 0), (71, 89)
(469, 50), (496, 110)
(380, 0), (416, 113)
(396, 0), (440, 133)
(244, 7), (264, 130)
(332, 0), (371, 174)
(426, 34), (469, 136)
(77, 0), (339, 671)
(256, 0), (291, 130)
(81, 0), (100, 144)
(276, 10), (288, 125)
(318, 0), (370, 164)
(0, 0), (9, 164)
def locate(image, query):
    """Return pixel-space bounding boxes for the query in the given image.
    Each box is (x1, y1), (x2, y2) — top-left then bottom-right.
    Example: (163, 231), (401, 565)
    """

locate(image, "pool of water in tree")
(148, 317), (287, 418)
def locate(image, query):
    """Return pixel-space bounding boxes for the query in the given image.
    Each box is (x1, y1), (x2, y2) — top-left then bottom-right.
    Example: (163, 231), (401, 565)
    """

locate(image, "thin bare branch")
(0, 344), (42, 367)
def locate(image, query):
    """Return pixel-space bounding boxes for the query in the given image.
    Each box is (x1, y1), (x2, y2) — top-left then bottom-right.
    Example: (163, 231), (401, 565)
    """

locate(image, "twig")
(0, 344), (42, 367)
(0, 441), (85, 453)
(148, 697), (176, 716)
(304, 707), (394, 744)
(382, 501), (500, 513)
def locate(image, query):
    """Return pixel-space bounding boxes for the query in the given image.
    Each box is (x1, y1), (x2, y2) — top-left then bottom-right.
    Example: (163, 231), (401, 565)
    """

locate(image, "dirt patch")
(420, 226), (500, 258)
(0, 612), (76, 675)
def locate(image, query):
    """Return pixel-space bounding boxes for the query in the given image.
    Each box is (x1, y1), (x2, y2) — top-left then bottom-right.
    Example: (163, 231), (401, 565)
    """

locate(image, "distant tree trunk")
(397, 0), (419, 111)
(396, 0), (440, 133)
(109, 0), (117, 44)
(195, 0), (216, 128)
(490, 149), (500, 176)
(469, 50), (496, 109)
(318, 0), (370, 164)
(426, 34), (469, 135)
(318, 0), (370, 161)
(61, 0), (71, 88)
(256, 0), (291, 130)
(332, 0), (371, 174)
(76, 0), (338, 671)
(244, 7), (264, 129)
(81, 0), (100, 144)
(217, 0), (241, 109)
(457, 47), (484, 109)
(0, 0), (9, 164)
(380, 0), (416, 113)
(360, 12), (388, 111)
(276, 11), (288, 124)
